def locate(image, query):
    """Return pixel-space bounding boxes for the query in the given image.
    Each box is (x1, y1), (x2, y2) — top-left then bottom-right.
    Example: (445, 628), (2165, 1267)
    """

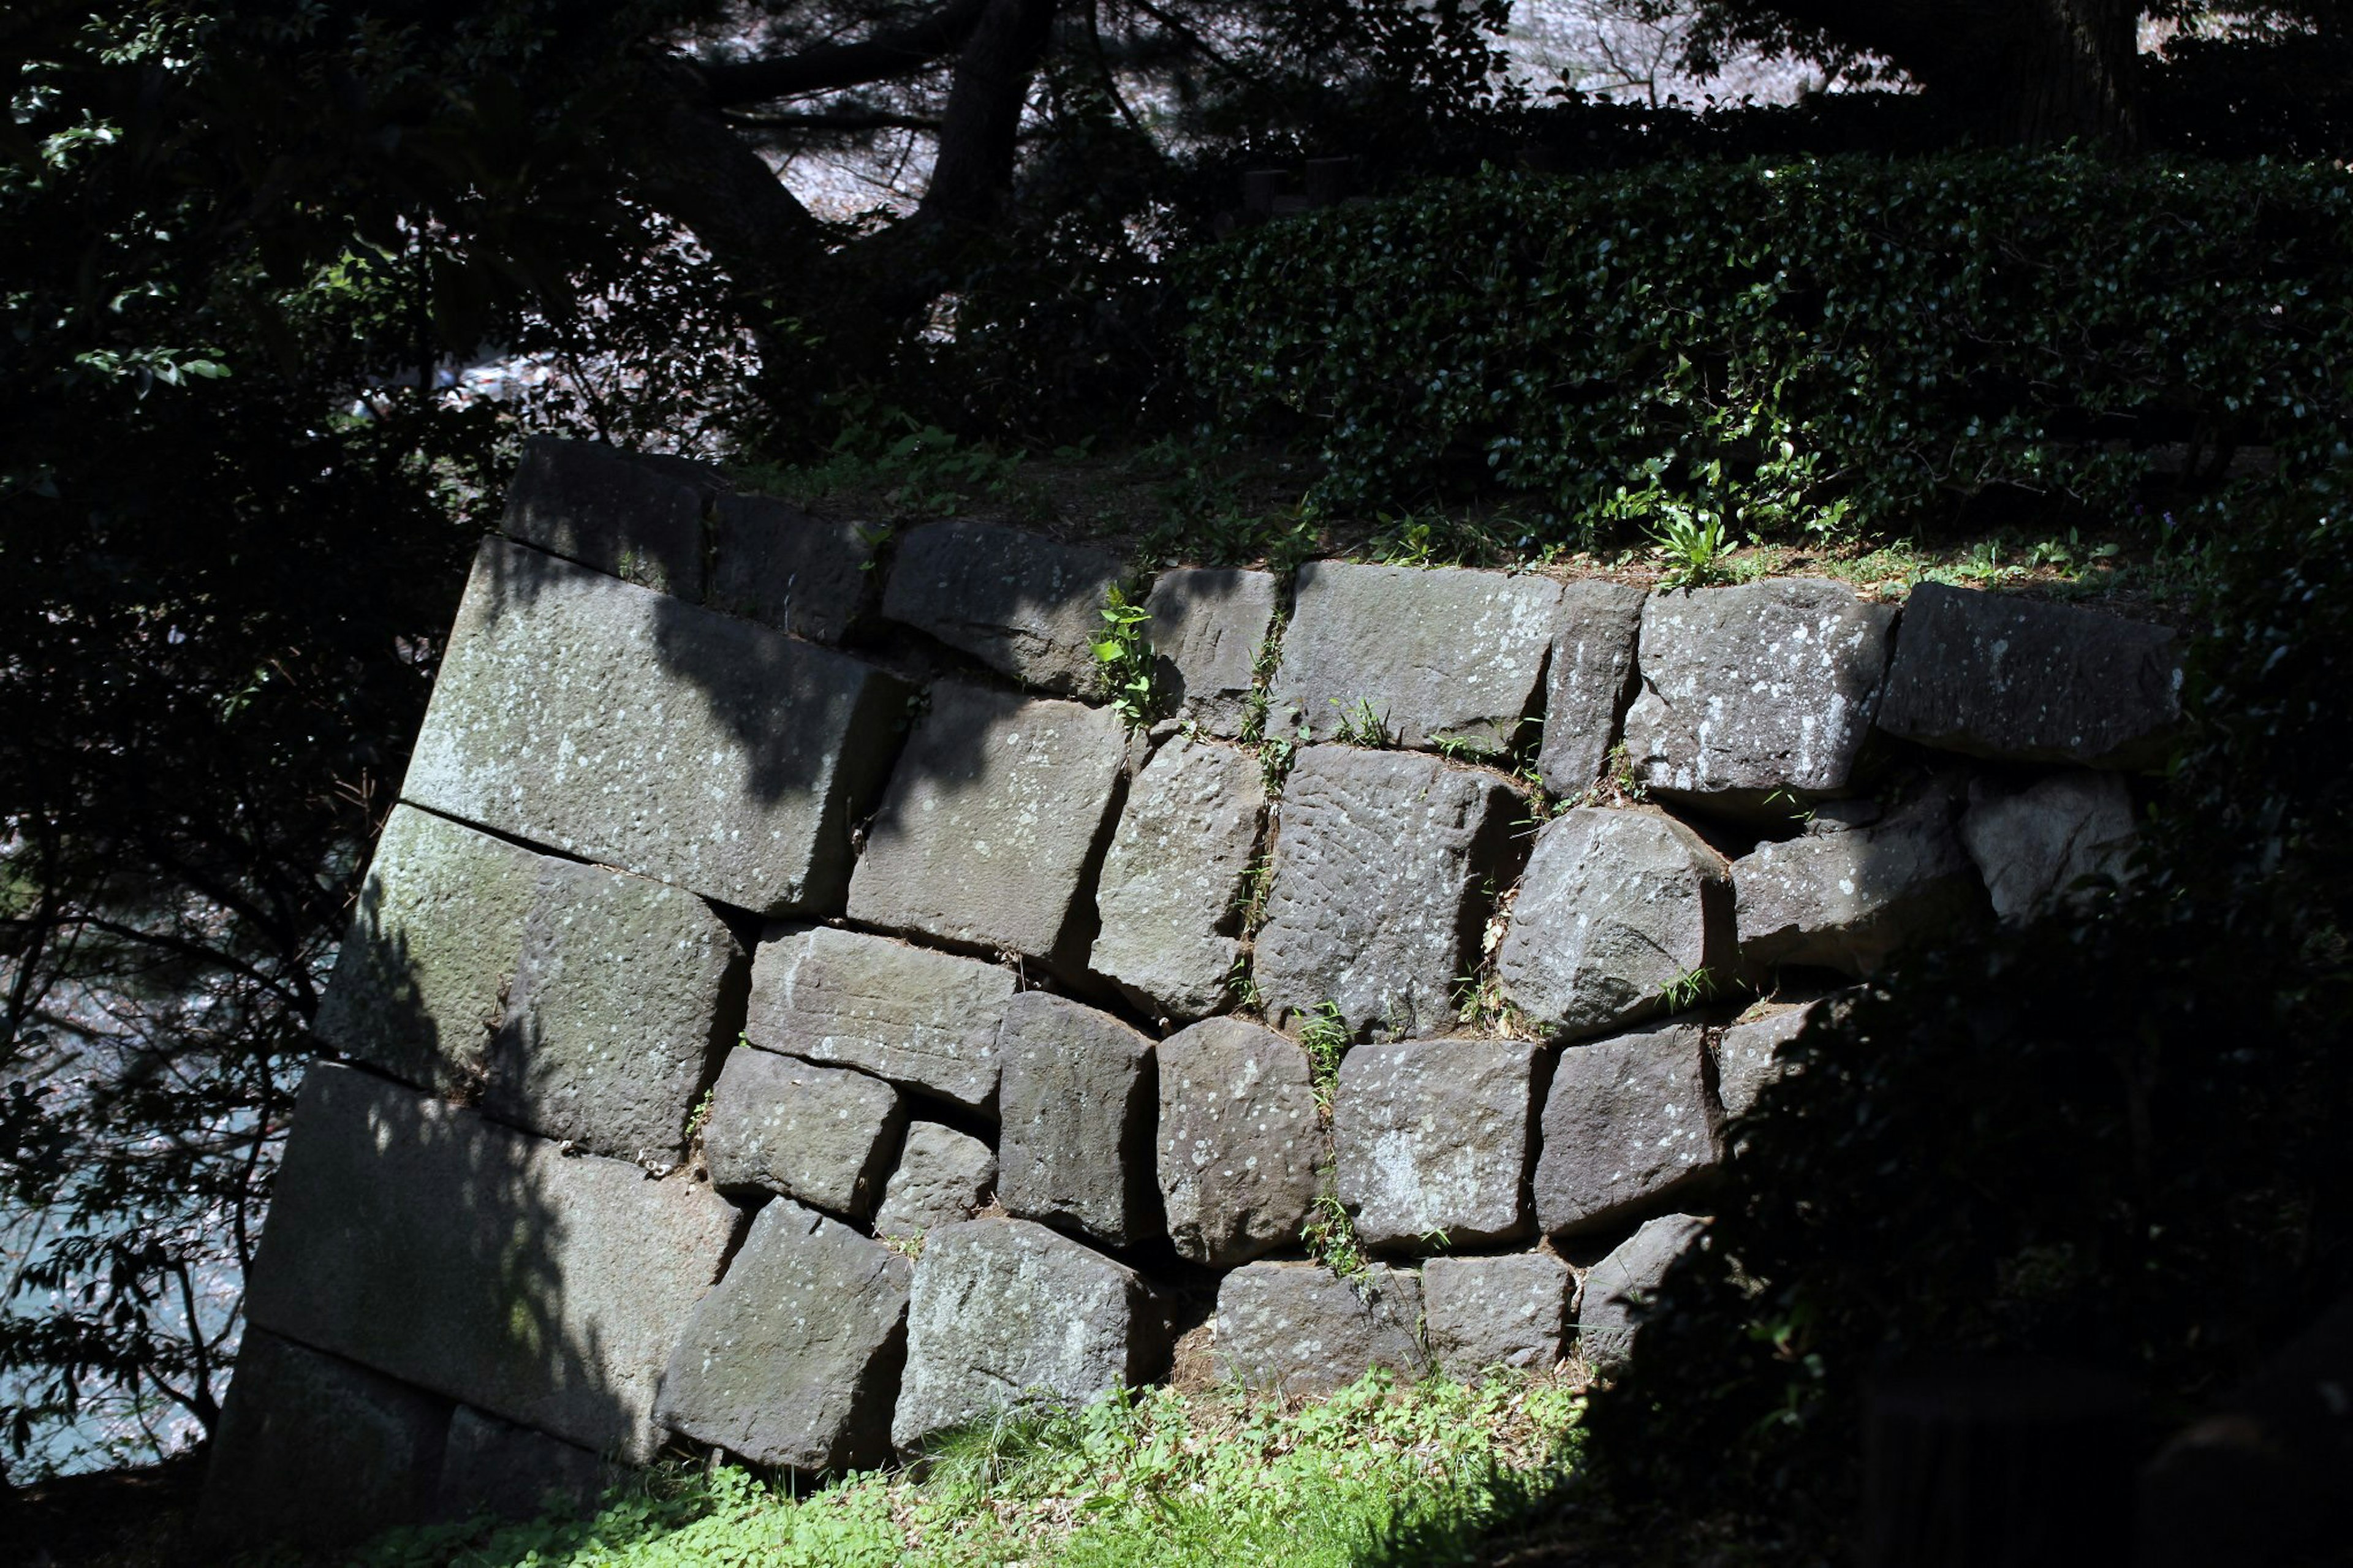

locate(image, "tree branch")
(918, 0), (1064, 227)
(699, 0), (995, 106)
(724, 107), (945, 134)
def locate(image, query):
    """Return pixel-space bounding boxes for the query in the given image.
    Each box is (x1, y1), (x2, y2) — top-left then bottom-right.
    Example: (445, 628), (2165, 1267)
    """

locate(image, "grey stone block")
(480, 858), (745, 1164)
(1144, 567), (1279, 735)
(746, 925), (1015, 1114)
(313, 804), (545, 1095)
(703, 1047), (906, 1220)
(997, 992), (1161, 1249)
(1215, 1262), (1429, 1396)
(1622, 581), (1898, 811)
(1960, 770), (2138, 922)
(1876, 582), (2182, 769)
(1715, 993), (1843, 1121)
(881, 520), (1124, 695)
(1538, 581), (1648, 794)
(1733, 784), (1984, 976)
(657, 1198), (912, 1471)
(892, 1218), (1161, 1453)
(1423, 1254), (1574, 1377)
(1156, 1017), (1322, 1267)
(245, 1061), (741, 1460)
(433, 1406), (615, 1524)
(1252, 747), (1515, 1039)
(1089, 736), (1265, 1022)
(401, 539), (909, 916)
(707, 492), (876, 644)
(1497, 808), (1735, 1042)
(874, 1123), (998, 1239)
(199, 1330), (449, 1551)
(1534, 1021), (1721, 1237)
(1272, 561), (1562, 754)
(1334, 1039), (1547, 1251)
(847, 682), (1127, 964)
(1577, 1214), (1707, 1373)
(500, 436), (718, 599)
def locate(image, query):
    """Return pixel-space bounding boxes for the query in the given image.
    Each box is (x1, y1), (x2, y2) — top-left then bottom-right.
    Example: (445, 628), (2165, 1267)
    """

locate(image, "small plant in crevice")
(1227, 953), (1263, 1013)
(1236, 849), (1277, 938)
(880, 1230), (925, 1262)
(1302, 1191), (1368, 1281)
(1298, 998), (1351, 1113)
(1091, 582), (1159, 730)
(683, 1085), (716, 1142)
(1254, 731), (1298, 797)
(1659, 964), (1719, 1013)
(1330, 695), (1392, 748)
(1646, 504), (1737, 590)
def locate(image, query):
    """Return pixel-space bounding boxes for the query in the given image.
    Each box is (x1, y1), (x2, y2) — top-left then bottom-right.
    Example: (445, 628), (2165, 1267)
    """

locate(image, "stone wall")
(200, 438), (2180, 1544)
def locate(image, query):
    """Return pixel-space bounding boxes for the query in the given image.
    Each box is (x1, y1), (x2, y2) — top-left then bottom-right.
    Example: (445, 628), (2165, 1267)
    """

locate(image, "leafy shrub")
(1182, 156), (2353, 541)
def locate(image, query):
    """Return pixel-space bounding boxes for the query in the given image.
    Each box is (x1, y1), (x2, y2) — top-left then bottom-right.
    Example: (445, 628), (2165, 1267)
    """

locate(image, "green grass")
(349, 1371), (1582, 1568)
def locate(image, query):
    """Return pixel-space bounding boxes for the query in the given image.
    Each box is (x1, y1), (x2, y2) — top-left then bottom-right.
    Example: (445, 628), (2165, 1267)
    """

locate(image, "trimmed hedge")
(1182, 156), (2353, 537)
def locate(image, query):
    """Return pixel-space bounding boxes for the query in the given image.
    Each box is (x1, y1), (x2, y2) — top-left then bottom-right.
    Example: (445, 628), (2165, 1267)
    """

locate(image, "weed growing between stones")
(1298, 1000), (1351, 1110)
(1088, 584), (1159, 730)
(1328, 695), (1393, 748)
(1302, 1192), (1370, 1281)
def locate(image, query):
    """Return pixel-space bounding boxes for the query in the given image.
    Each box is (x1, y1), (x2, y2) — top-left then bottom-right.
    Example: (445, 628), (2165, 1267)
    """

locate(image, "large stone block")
(996, 992), (1161, 1249)
(500, 436), (718, 600)
(1534, 1021), (1721, 1237)
(881, 519), (1124, 695)
(1874, 582), (2182, 769)
(1156, 1017), (1321, 1267)
(1577, 1213), (1707, 1373)
(1621, 581), (1897, 811)
(847, 682), (1127, 964)
(1144, 567), (1279, 736)
(892, 1218), (1161, 1453)
(1960, 770), (2138, 922)
(1089, 736), (1265, 1023)
(1334, 1039), (1547, 1251)
(1252, 746), (1516, 1039)
(1537, 581), (1649, 795)
(703, 1047), (906, 1220)
(433, 1406), (616, 1524)
(1715, 992), (1844, 1121)
(1733, 784), (1984, 976)
(401, 539), (909, 915)
(657, 1198), (912, 1472)
(480, 858), (745, 1164)
(313, 804), (545, 1094)
(1497, 808), (1735, 1042)
(1271, 561), (1562, 754)
(1215, 1262), (1429, 1396)
(874, 1122), (998, 1240)
(199, 1330), (449, 1551)
(1423, 1254), (1574, 1378)
(707, 492), (876, 644)
(746, 925), (1015, 1113)
(244, 1061), (741, 1460)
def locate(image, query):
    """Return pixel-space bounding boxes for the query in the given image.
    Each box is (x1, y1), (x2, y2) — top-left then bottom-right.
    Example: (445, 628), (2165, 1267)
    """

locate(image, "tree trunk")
(1999, 0), (2141, 146)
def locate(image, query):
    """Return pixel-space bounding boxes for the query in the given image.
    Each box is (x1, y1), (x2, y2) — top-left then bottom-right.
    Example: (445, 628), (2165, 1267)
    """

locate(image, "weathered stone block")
(245, 1061), (741, 1460)
(1497, 808), (1734, 1042)
(1960, 770), (2138, 922)
(1252, 746), (1515, 1039)
(847, 682), (1127, 963)
(703, 1047), (906, 1220)
(313, 804), (545, 1094)
(1577, 1213), (1707, 1373)
(1534, 1022), (1721, 1237)
(657, 1198), (912, 1472)
(1272, 561), (1562, 754)
(881, 520), (1123, 695)
(892, 1218), (1161, 1453)
(1156, 1017), (1321, 1267)
(1144, 567), (1279, 735)
(402, 539), (909, 915)
(1423, 1254), (1573, 1377)
(1334, 1039), (1547, 1251)
(199, 1330), (449, 1551)
(1538, 580), (1648, 795)
(1621, 581), (1897, 811)
(1875, 583), (2182, 769)
(1733, 784), (1984, 975)
(480, 858), (744, 1164)
(500, 436), (718, 600)
(1215, 1262), (1428, 1396)
(707, 492), (876, 644)
(746, 925), (1015, 1113)
(996, 992), (1161, 1249)
(874, 1123), (998, 1239)
(433, 1406), (615, 1524)
(1715, 993), (1843, 1121)
(1089, 736), (1264, 1022)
